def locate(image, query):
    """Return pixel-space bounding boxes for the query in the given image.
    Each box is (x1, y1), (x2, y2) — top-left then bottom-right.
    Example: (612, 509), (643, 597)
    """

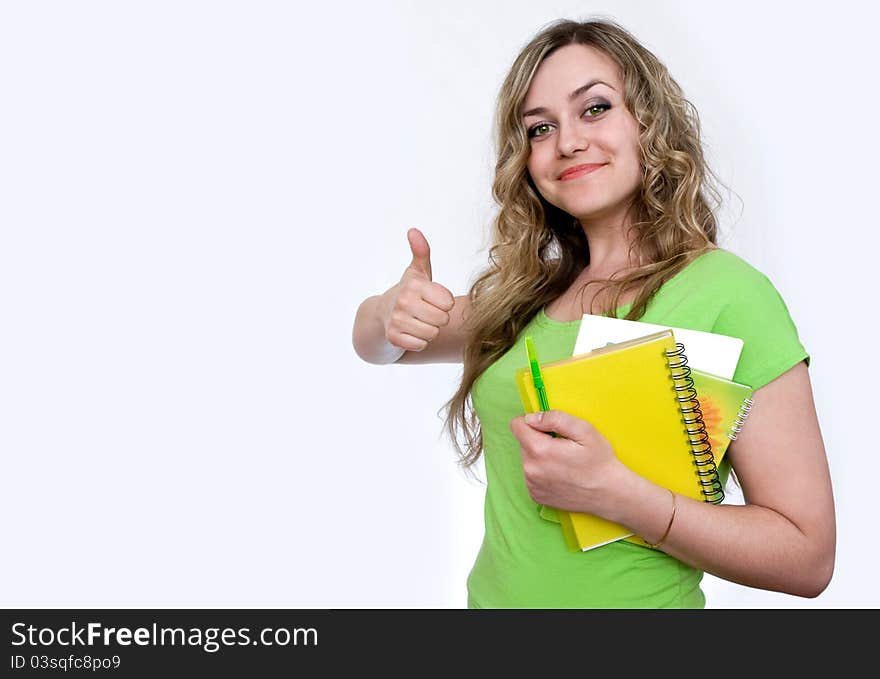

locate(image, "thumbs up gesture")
(382, 228), (455, 352)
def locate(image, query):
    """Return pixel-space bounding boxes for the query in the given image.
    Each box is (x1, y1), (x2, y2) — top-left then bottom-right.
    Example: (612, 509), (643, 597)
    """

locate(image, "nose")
(556, 121), (589, 156)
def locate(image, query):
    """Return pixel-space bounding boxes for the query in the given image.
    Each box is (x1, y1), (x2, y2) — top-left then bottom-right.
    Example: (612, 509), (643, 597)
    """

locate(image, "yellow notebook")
(515, 330), (721, 552)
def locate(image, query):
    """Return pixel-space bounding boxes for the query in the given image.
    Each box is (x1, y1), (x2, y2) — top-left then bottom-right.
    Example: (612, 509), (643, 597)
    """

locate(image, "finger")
(420, 282), (455, 315)
(394, 290), (450, 328)
(509, 415), (546, 451)
(387, 330), (431, 352)
(391, 313), (443, 342)
(524, 409), (588, 440)
(407, 227), (432, 281)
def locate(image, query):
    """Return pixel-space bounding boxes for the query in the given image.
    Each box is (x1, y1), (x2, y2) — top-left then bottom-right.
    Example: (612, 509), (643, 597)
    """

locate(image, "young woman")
(352, 18), (835, 608)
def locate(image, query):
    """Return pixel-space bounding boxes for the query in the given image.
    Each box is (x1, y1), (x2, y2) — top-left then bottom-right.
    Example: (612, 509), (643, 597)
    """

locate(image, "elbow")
(791, 543), (836, 599)
(802, 554), (835, 599)
(796, 576), (831, 600)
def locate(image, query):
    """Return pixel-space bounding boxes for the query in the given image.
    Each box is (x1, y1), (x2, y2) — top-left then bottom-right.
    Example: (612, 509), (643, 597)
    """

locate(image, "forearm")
(352, 289), (405, 365)
(606, 469), (834, 598)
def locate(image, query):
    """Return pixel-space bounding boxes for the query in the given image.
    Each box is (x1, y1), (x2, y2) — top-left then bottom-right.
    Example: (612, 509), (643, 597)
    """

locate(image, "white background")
(1, 0), (877, 608)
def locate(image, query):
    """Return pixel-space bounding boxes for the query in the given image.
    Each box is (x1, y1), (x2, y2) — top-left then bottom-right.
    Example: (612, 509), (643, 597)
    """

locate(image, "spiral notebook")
(622, 367), (753, 548)
(515, 330), (722, 552)
(689, 369), (754, 457)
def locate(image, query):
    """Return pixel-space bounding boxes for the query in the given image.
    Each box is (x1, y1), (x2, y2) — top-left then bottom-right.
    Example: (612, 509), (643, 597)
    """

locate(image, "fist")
(383, 228), (455, 352)
(509, 409), (623, 513)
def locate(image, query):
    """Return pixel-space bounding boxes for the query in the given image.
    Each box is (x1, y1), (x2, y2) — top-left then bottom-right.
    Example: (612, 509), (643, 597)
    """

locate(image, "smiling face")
(522, 44), (643, 228)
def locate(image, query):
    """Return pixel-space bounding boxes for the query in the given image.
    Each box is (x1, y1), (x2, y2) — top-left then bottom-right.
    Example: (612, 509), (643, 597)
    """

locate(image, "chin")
(563, 191), (638, 223)
(563, 202), (618, 221)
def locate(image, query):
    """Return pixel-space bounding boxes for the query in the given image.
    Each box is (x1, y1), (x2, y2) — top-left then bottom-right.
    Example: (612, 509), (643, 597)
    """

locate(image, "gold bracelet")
(646, 489), (676, 549)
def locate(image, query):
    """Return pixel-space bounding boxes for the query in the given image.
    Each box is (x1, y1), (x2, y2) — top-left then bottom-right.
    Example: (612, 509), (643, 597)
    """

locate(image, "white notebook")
(574, 314), (744, 379)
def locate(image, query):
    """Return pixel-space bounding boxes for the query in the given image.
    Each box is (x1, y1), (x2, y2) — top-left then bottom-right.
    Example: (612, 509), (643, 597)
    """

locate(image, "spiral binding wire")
(666, 343), (725, 504)
(728, 398), (754, 440)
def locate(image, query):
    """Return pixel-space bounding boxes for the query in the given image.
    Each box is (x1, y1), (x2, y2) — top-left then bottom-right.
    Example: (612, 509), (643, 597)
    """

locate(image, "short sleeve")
(711, 269), (809, 391)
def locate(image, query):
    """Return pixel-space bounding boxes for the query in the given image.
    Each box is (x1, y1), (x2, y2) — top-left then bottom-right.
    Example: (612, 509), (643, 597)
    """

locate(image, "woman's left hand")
(509, 409), (627, 514)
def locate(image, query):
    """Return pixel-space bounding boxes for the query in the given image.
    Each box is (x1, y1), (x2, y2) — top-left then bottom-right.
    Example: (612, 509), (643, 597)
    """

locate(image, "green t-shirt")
(466, 249), (809, 608)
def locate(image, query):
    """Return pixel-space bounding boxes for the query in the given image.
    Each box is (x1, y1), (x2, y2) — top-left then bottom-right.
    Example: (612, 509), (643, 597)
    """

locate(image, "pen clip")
(525, 336), (550, 411)
(525, 336), (557, 437)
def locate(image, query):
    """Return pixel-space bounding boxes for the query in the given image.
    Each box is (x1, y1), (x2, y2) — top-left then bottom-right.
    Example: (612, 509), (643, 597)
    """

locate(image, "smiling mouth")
(559, 164), (606, 181)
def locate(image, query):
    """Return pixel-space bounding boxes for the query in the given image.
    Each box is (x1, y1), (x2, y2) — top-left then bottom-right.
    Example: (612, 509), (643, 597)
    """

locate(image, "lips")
(559, 163), (606, 180)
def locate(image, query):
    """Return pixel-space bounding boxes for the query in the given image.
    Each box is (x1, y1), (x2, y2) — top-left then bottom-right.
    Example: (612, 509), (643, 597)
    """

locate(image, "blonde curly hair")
(440, 17), (725, 475)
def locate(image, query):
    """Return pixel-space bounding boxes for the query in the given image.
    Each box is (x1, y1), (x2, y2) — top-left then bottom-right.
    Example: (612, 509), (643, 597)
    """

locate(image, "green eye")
(530, 123), (552, 138)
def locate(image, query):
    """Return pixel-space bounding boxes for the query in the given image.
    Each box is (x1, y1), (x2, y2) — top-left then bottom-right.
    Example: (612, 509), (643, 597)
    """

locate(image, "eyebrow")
(521, 79), (614, 118)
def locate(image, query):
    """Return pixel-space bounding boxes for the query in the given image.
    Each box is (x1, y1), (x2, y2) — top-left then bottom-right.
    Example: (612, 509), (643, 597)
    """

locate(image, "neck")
(578, 220), (640, 277)
(575, 197), (643, 274)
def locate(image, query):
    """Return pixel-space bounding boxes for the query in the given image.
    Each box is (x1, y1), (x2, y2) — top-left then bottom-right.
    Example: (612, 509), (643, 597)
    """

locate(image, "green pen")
(525, 336), (557, 437)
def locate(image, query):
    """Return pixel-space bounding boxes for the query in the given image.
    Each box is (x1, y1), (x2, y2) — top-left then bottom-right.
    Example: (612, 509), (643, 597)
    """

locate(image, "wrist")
(645, 490), (677, 549)
(595, 461), (641, 523)
(353, 291), (405, 365)
(378, 283), (401, 319)
(603, 468), (674, 544)
(375, 287), (405, 364)
(375, 340), (406, 364)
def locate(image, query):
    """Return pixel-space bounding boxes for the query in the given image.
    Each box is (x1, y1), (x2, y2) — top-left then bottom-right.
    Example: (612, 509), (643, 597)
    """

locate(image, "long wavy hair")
(441, 18), (725, 476)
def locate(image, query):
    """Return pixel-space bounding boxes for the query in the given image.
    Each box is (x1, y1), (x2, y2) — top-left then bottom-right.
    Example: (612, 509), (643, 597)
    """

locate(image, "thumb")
(407, 227), (432, 281)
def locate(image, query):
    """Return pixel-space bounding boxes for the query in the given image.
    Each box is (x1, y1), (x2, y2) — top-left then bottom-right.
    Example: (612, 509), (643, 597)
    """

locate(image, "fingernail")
(525, 412), (542, 425)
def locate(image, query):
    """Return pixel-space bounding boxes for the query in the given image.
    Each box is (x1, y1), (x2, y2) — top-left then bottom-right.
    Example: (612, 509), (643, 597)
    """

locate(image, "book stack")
(517, 316), (754, 552)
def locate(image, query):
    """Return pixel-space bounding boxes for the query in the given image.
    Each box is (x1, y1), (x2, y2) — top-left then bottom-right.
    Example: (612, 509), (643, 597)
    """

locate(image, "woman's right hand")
(381, 228), (456, 353)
